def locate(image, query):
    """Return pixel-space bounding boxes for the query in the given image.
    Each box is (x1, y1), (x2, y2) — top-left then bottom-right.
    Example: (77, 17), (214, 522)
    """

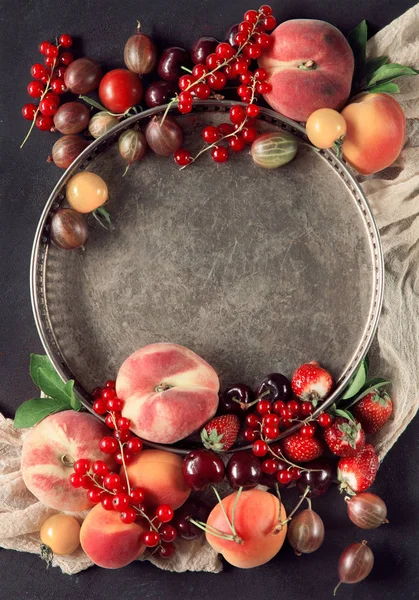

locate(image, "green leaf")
(348, 20), (368, 92)
(364, 353), (370, 372)
(14, 397), (70, 429)
(333, 408), (356, 424)
(342, 359), (368, 399)
(367, 82), (400, 94)
(37, 367), (71, 404)
(30, 354), (55, 387)
(64, 380), (82, 411)
(365, 55), (389, 80)
(367, 63), (419, 86)
(345, 378), (391, 408)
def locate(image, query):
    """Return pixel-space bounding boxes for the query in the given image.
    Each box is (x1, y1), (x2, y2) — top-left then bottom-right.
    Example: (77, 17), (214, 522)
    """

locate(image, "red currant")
(245, 413), (259, 428)
(211, 146), (229, 163)
(103, 472), (121, 491)
(160, 524), (177, 543)
(300, 424), (316, 438)
(39, 41), (52, 55)
(178, 74), (195, 91)
(116, 416), (130, 430)
(39, 96), (59, 116)
(60, 51), (74, 66)
(126, 437), (143, 454)
(173, 148), (193, 166)
(44, 55), (56, 67)
(262, 15), (277, 31)
(205, 53), (222, 69)
(261, 458), (279, 474)
(232, 59), (249, 76)
(287, 400), (300, 417)
(177, 102), (192, 114)
(27, 80), (45, 98)
(112, 492), (130, 511)
(69, 473), (83, 488)
(216, 42), (234, 60)
(22, 103), (37, 120)
(91, 386), (102, 399)
(277, 470), (292, 485)
(264, 425), (279, 439)
(54, 66), (67, 79)
(81, 475), (94, 490)
(255, 32), (272, 48)
(46, 45), (59, 58)
(273, 400), (286, 415)
(300, 401), (314, 416)
(178, 91), (193, 104)
(113, 429), (130, 442)
(50, 78), (66, 94)
(244, 43), (262, 59)
(115, 450), (134, 465)
(318, 413), (333, 427)
(192, 64), (208, 78)
(156, 504), (174, 523)
(234, 32), (248, 46)
(252, 440), (268, 457)
(229, 135), (245, 152)
(229, 105), (246, 125)
(259, 4), (273, 16)
(35, 114), (53, 130)
(289, 466), (302, 480)
(31, 63), (47, 80)
(223, 64), (235, 80)
(159, 542), (175, 558)
(129, 487), (146, 505)
(243, 126), (258, 143)
(101, 494), (114, 511)
(194, 82), (211, 99)
(280, 407), (293, 420)
(87, 488), (103, 504)
(239, 72), (253, 85)
(142, 531), (161, 547)
(92, 460), (109, 476)
(105, 413), (117, 429)
(244, 9), (259, 23)
(93, 398), (107, 415)
(238, 21), (253, 34)
(243, 427), (258, 442)
(99, 436), (118, 454)
(264, 414), (280, 426)
(73, 458), (90, 475)
(107, 397), (124, 412)
(202, 125), (220, 144)
(254, 67), (268, 82)
(257, 399), (271, 415)
(207, 72), (227, 90)
(246, 104), (260, 118)
(120, 507), (137, 524)
(59, 34), (73, 48)
(105, 379), (116, 389)
(102, 388), (116, 400)
(218, 123), (235, 136)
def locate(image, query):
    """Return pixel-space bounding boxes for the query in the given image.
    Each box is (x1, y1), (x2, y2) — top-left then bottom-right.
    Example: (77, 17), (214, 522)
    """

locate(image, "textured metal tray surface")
(31, 101), (383, 452)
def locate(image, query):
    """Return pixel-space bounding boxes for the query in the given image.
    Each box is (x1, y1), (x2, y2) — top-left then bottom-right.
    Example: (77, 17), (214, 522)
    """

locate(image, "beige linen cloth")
(0, 5), (418, 575)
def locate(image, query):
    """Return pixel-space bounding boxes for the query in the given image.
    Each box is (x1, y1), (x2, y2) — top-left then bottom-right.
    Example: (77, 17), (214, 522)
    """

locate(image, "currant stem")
(110, 412), (131, 496)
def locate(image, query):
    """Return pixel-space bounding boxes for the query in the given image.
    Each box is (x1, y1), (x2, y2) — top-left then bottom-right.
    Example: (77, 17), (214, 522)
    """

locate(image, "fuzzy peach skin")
(80, 504), (147, 568)
(21, 411), (116, 511)
(124, 449), (190, 509)
(116, 343), (219, 444)
(259, 19), (354, 122)
(342, 93), (406, 175)
(206, 489), (287, 568)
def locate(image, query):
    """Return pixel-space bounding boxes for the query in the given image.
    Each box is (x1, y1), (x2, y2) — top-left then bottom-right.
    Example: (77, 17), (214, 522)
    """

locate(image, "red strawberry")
(352, 390), (393, 434)
(337, 443), (379, 494)
(291, 361), (333, 404)
(201, 414), (240, 452)
(323, 416), (365, 457)
(281, 432), (324, 463)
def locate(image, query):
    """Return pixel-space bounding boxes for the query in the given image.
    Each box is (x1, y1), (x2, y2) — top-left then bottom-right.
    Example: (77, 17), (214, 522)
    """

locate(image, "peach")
(21, 411), (116, 511)
(124, 449), (190, 509)
(116, 343), (219, 444)
(80, 503), (146, 568)
(342, 93), (406, 174)
(259, 19), (354, 122)
(206, 489), (287, 568)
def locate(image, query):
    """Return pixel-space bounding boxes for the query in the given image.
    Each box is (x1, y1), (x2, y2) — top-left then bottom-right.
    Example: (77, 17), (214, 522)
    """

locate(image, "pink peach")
(116, 343), (219, 444)
(21, 411), (116, 511)
(80, 503), (147, 568)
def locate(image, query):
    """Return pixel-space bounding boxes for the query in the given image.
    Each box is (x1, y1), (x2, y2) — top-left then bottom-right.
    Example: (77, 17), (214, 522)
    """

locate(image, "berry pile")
(21, 35), (74, 145)
(70, 380), (177, 558)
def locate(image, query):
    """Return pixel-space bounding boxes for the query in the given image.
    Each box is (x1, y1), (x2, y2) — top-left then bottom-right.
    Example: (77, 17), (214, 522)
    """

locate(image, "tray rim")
(30, 99), (384, 454)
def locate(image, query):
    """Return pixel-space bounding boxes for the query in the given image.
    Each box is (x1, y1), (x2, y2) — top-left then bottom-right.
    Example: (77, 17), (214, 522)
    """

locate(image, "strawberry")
(281, 432), (324, 463)
(352, 389), (393, 434)
(291, 361), (333, 404)
(323, 416), (365, 457)
(201, 414), (240, 452)
(337, 443), (379, 494)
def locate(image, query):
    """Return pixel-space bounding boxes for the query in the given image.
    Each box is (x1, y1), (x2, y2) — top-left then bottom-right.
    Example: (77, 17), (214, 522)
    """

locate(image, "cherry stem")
(333, 581), (343, 596)
(212, 486), (236, 538)
(231, 389), (270, 409)
(188, 518), (239, 543)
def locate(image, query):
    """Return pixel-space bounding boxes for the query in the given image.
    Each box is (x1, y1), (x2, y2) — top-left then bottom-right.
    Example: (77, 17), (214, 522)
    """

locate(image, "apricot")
(80, 503), (146, 568)
(124, 449), (190, 509)
(206, 489), (287, 568)
(342, 93), (406, 174)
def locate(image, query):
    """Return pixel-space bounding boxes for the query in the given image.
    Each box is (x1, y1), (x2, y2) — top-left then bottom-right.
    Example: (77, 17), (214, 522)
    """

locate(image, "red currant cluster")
(21, 34), (74, 145)
(70, 380), (177, 558)
(172, 5), (276, 167)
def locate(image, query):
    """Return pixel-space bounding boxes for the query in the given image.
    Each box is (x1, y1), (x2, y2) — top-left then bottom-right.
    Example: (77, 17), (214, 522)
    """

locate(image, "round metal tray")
(30, 100), (384, 453)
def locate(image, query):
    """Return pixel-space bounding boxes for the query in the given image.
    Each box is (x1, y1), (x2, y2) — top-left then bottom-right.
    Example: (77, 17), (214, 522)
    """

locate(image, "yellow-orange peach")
(124, 449), (190, 509)
(80, 504), (146, 568)
(206, 489), (287, 568)
(342, 93), (406, 175)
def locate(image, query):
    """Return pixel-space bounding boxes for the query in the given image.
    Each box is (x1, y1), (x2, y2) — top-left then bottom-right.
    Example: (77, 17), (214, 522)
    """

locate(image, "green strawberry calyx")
(201, 427), (225, 452)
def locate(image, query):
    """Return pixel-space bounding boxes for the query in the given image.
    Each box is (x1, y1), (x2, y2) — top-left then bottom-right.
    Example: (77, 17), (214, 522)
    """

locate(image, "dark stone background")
(0, 1), (417, 598)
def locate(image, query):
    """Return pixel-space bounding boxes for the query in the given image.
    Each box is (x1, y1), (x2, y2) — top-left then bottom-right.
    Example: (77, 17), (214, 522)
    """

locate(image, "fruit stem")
(155, 382), (174, 392)
(232, 389), (270, 409)
(79, 95), (133, 118)
(268, 444), (322, 474)
(274, 486), (310, 533)
(188, 518), (241, 543)
(298, 59), (317, 71)
(333, 581), (343, 596)
(61, 454), (75, 467)
(136, 20), (141, 32)
(110, 412), (131, 496)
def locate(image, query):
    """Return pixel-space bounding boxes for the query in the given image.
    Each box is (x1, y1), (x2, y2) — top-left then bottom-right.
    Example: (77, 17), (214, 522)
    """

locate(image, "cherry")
(22, 103), (37, 120)
(112, 492), (130, 511)
(60, 51), (74, 66)
(202, 125), (220, 144)
(256, 373), (292, 403)
(93, 398), (107, 415)
(69, 473), (83, 488)
(296, 458), (334, 498)
(159, 542), (175, 558)
(227, 451), (262, 489)
(160, 524), (177, 543)
(173, 498), (211, 540)
(219, 383), (254, 417)
(252, 440), (268, 457)
(156, 504), (174, 523)
(120, 508), (137, 524)
(182, 449), (225, 491)
(35, 114), (53, 130)
(73, 458), (90, 475)
(31, 63), (47, 80)
(92, 460), (109, 476)
(27, 80), (45, 98)
(318, 413), (333, 428)
(59, 34), (73, 48)
(103, 472), (121, 491)
(225, 23), (240, 47)
(142, 531), (161, 547)
(99, 436), (118, 454)
(211, 146), (229, 163)
(191, 37), (219, 65)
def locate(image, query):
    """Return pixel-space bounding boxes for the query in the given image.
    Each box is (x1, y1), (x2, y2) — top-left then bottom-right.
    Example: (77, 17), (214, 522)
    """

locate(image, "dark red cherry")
(158, 47), (192, 82)
(227, 451), (261, 490)
(182, 449), (225, 491)
(219, 383), (255, 417)
(296, 458), (334, 498)
(256, 373), (292, 402)
(191, 36), (219, 65)
(172, 497), (212, 539)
